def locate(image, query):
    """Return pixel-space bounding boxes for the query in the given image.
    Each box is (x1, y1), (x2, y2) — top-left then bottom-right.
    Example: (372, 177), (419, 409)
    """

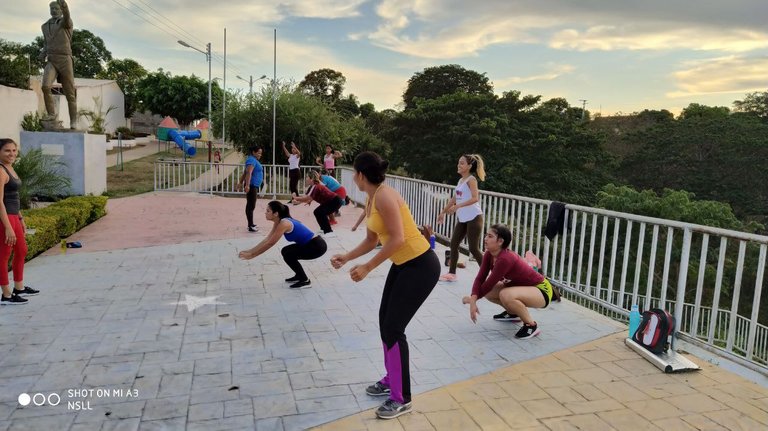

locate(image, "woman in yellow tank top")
(330, 152), (440, 420)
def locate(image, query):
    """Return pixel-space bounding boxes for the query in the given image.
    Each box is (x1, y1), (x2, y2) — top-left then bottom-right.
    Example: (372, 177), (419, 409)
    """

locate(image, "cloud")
(550, 26), (768, 53)
(667, 55), (768, 97)
(365, 0), (768, 59)
(494, 64), (575, 88)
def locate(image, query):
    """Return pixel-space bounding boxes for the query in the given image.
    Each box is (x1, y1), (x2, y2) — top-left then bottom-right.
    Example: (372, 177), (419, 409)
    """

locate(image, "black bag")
(632, 308), (675, 354)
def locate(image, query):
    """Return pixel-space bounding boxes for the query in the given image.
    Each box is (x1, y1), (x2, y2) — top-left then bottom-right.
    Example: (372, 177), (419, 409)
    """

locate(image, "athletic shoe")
(248, 226), (259, 233)
(1, 293), (28, 305)
(329, 219), (338, 225)
(515, 322), (541, 339)
(285, 275), (301, 283)
(375, 399), (412, 419)
(365, 381), (391, 397)
(289, 279), (311, 289)
(493, 311), (521, 322)
(323, 232), (337, 238)
(439, 273), (457, 282)
(14, 286), (39, 296)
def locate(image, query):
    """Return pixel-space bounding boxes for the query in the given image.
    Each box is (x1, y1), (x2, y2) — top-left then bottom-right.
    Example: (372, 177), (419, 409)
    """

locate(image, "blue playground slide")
(167, 129), (200, 156)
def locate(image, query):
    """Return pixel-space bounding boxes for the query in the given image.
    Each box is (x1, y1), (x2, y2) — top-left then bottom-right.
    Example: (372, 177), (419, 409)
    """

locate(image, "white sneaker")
(324, 232), (337, 238)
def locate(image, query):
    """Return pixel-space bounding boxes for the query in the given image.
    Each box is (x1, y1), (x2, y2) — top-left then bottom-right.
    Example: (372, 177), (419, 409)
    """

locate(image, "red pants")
(0, 215), (27, 285)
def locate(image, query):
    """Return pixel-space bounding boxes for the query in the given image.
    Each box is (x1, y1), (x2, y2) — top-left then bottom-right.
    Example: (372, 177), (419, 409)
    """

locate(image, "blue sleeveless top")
(283, 218), (315, 245)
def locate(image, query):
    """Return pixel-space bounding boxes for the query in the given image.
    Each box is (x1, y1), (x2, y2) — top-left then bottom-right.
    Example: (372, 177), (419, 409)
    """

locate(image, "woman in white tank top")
(282, 141), (302, 202)
(316, 145), (343, 177)
(436, 154), (486, 282)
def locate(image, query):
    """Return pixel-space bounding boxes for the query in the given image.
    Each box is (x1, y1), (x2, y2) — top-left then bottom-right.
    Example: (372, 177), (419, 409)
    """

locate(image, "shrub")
(13, 148), (71, 209)
(21, 112), (43, 132)
(115, 126), (135, 139)
(22, 195), (109, 260)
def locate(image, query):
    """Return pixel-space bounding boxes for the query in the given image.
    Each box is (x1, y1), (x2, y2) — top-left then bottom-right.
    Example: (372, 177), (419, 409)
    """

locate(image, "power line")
(135, 0), (206, 48)
(109, 0), (248, 77)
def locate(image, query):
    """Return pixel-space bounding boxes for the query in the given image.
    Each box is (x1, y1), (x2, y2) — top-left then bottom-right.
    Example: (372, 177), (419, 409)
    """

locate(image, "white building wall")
(0, 79), (126, 143)
(0, 85), (40, 143)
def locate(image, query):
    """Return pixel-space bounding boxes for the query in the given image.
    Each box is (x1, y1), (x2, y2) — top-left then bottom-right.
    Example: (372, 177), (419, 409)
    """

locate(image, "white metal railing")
(153, 160), (323, 196)
(338, 166), (768, 373)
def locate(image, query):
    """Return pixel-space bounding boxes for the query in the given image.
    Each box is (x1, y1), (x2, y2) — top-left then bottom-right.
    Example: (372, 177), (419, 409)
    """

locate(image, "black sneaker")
(14, 286), (39, 296)
(515, 322), (541, 339)
(493, 311), (521, 322)
(375, 399), (412, 419)
(289, 279), (311, 289)
(365, 381), (391, 397)
(1, 293), (28, 305)
(284, 275), (301, 283)
(248, 226), (259, 233)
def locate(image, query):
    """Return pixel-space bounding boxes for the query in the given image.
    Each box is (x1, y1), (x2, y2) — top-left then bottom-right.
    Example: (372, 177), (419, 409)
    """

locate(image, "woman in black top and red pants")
(0, 139), (39, 305)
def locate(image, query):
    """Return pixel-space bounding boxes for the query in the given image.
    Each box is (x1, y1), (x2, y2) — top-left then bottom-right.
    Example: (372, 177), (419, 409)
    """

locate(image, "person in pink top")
(315, 145), (343, 178)
(462, 224), (553, 339)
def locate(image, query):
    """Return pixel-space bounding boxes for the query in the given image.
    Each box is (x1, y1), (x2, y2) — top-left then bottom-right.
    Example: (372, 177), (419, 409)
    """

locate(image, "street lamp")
(236, 74), (267, 94)
(178, 40), (212, 131)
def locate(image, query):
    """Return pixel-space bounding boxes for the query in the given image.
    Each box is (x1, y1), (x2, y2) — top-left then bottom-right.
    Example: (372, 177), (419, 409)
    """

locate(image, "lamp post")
(271, 28), (277, 199)
(178, 40), (212, 133)
(236, 74), (267, 94)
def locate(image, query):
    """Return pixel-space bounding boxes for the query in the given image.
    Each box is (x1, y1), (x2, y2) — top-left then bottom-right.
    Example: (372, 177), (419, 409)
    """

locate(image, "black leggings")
(245, 186), (258, 227)
(280, 236), (327, 281)
(449, 214), (484, 273)
(378, 249), (440, 404)
(289, 168), (300, 197)
(313, 198), (343, 233)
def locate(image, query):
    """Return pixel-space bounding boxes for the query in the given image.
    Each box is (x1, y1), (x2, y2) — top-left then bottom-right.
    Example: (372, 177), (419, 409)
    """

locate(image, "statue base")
(20, 131), (106, 196)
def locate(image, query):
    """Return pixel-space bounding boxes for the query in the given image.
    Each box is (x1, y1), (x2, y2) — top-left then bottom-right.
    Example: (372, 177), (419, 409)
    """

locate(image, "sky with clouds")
(4, 0), (768, 115)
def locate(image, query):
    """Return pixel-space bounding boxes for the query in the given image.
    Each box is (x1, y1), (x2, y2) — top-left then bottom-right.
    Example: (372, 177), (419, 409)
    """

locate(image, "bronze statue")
(40, 0), (77, 130)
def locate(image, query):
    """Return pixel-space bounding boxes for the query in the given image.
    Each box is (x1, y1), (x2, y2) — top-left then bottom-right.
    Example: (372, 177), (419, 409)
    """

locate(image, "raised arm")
(281, 141), (291, 158)
(59, 0), (73, 29)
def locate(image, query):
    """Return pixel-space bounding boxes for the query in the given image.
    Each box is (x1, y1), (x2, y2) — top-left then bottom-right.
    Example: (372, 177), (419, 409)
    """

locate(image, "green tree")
(96, 58), (147, 117)
(222, 83), (387, 164)
(0, 39), (31, 89)
(390, 89), (612, 205)
(298, 68), (346, 104)
(137, 70), (220, 126)
(617, 107), (768, 227)
(403, 64), (493, 109)
(27, 29), (112, 78)
(678, 103), (729, 120)
(333, 94), (360, 119)
(733, 90), (768, 119)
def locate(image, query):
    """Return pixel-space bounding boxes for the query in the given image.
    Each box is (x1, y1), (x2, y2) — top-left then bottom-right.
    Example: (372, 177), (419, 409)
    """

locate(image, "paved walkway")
(1, 193), (767, 430)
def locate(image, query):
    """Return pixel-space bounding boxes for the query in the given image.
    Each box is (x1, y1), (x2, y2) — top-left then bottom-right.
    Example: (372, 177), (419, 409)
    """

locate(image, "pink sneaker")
(439, 273), (457, 282)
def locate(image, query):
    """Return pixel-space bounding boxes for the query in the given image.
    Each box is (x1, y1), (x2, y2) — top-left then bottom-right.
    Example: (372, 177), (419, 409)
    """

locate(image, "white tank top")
(288, 154), (300, 169)
(324, 153), (335, 169)
(455, 176), (482, 223)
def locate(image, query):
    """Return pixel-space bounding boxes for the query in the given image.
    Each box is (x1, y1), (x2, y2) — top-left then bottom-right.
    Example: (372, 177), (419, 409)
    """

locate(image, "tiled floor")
(1, 193), (765, 431)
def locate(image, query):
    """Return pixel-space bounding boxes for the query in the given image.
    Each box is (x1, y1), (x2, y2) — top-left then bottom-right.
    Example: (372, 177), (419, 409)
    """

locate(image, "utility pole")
(578, 99), (588, 121)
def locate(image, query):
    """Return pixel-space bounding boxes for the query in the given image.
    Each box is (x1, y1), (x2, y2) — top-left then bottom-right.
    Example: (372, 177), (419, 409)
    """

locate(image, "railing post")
(674, 227), (692, 343)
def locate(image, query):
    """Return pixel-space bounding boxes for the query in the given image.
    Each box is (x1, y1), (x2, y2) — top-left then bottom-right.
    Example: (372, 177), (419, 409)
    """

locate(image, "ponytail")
(463, 154), (486, 181)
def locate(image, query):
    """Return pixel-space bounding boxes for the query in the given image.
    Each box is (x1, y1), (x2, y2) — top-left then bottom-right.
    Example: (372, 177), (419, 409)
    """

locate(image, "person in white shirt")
(436, 154), (486, 282)
(282, 141), (301, 202)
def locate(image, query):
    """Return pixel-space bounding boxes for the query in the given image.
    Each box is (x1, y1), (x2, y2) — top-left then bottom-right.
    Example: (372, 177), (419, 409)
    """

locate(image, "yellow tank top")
(367, 187), (429, 265)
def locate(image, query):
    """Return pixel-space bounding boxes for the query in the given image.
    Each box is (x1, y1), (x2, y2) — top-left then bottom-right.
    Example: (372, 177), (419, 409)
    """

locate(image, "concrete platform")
(1, 193), (765, 430)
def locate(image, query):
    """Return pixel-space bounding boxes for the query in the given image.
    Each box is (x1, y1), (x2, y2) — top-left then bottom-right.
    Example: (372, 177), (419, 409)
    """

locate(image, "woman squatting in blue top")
(238, 201), (327, 289)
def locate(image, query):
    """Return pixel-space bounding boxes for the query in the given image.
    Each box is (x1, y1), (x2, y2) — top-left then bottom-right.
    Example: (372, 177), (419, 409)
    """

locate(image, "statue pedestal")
(20, 131), (107, 196)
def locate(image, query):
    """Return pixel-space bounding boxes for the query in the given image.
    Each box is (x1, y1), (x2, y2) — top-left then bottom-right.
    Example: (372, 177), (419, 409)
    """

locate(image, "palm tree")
(13, 149), (71, 209)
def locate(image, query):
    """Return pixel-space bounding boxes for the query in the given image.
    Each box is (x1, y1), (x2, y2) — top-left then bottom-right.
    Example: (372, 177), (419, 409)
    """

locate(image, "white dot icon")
(18, 393), (31, 406)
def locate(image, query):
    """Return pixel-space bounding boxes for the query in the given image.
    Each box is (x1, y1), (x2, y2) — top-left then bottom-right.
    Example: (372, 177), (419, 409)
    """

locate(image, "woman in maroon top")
(292, 174), (343, 236)
(462, 224), (553, 339)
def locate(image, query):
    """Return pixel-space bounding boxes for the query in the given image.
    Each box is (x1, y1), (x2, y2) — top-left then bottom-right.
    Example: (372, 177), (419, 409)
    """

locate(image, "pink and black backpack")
(631, 308), (676, 354)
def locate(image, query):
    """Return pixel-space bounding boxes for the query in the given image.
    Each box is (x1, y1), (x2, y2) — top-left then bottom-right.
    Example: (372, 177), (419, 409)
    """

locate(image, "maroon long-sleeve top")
(471, 249), (544, 299)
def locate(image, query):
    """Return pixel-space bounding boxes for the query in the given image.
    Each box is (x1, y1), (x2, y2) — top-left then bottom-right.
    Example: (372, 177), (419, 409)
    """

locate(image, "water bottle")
(629, 304), (641, 339)
(429, 234), (436, 250)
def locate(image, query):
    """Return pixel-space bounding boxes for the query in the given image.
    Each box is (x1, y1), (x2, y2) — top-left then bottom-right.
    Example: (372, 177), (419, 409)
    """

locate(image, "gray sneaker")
(375, 399), (412, 419)
(365, 381), (390, 396)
